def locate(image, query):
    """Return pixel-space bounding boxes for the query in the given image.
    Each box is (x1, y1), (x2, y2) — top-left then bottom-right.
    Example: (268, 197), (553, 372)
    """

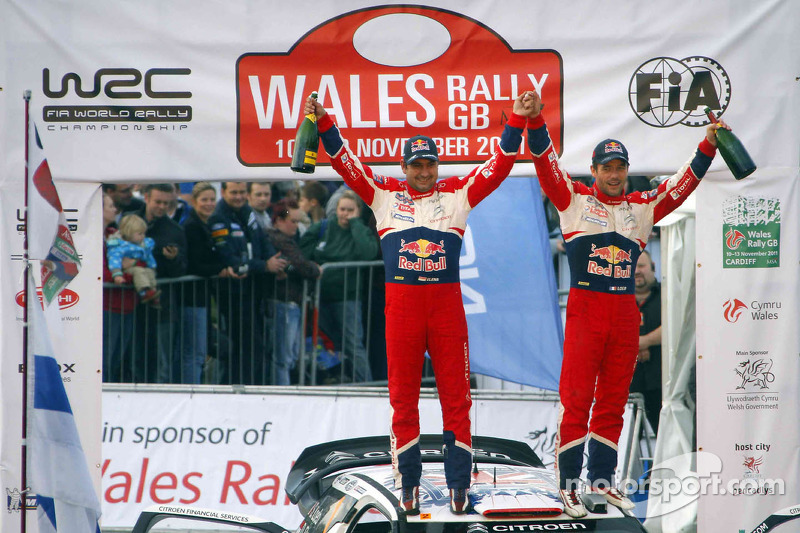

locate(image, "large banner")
(1, 2), (799, 531)
(464, 178), (563, 390)
(1, 1), (798, 182)
(696, 169), (800, 532)
(99, 389), (635, 528)
(0, 182), (103, 533)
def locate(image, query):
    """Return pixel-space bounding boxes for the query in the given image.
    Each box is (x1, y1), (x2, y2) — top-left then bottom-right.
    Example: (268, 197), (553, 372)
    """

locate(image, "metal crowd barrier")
(299, 260), (384, 386)
(103, 260), (438, 387)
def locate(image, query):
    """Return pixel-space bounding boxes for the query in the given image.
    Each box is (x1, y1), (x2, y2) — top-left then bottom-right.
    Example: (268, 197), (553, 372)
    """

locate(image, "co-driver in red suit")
(304, 92), (539, 514)
(524, 89), (729, 517)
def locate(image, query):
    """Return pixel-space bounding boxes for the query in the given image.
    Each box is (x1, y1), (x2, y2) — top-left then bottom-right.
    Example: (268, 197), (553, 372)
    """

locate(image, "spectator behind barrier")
(168, 183), (191, 225)
(209, 181), (288, 385)
(266, 199), (321, 385)
(248, 181), (273, 231)
(104, 183), (145, 221)
(108, 214), (161, 308)
(102, 193), (137, 382)
(180, 182), (241, 384)
(126, 183), (188, 383)
(300, 190), (379, 383)
(298, 181), (329, 235)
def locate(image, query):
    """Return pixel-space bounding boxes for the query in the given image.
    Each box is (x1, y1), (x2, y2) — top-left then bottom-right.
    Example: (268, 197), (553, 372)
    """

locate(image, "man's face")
(635, 253), (656, 290)
(590, 159), (628, 197)
(144, 189), (173, 219)
(222, 182), (248, 210)
(103, 195), (118, 227)
(109, 184), (135, 208)
(248, 183), (272, 212)
(402, 158), (439, 193)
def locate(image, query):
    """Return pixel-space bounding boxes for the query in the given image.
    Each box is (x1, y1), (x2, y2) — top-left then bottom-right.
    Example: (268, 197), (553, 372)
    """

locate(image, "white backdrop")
(1, 0), (798, 183)
(1, 2), (799, 532)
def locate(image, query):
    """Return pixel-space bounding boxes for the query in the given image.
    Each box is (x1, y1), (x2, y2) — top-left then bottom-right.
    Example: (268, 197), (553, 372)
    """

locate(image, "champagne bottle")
(291, 91), (319, 174)
(705, 107), (756, 180)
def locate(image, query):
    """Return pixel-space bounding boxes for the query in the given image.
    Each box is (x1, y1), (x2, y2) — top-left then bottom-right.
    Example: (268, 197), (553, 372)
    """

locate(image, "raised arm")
(651, 120), (727, 223)
(461, 92), (534, 207)
(525, 90), (578, 212)
(304, 96), (386, 207)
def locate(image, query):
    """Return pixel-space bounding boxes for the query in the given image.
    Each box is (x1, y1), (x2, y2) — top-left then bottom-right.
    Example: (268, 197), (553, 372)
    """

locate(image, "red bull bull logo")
(587, 244), (632, 278)
(398, 239), (446, 272)
(410, 139), (429, 152)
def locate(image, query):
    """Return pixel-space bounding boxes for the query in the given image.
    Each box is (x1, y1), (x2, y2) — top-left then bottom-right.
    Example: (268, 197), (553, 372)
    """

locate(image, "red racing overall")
(317, 112), (526, 489)
(527, 113), (716, 489)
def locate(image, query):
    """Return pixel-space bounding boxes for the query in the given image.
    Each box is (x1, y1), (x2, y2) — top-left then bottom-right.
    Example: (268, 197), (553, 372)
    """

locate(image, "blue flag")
(27, 287), (101, 533)
(462, 177), (563, 390)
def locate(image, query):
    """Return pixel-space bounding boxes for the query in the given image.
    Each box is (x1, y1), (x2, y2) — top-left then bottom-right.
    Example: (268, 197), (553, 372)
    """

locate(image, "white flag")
(27, 274), (101, 533)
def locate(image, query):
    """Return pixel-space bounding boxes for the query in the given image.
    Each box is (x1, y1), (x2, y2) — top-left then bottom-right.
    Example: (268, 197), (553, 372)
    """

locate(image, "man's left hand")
(513, 90), (543, 118)
(706, 119), (731, 147)
(162, 245), (178, 260)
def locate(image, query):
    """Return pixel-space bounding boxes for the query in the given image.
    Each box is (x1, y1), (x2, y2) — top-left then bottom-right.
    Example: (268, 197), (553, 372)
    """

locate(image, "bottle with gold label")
(291, 91), (319, 174)
(705, 107), (756, 180)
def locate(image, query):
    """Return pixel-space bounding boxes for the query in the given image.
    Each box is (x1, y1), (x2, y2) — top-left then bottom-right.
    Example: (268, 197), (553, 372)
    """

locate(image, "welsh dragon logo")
(735, 359), (775, 390)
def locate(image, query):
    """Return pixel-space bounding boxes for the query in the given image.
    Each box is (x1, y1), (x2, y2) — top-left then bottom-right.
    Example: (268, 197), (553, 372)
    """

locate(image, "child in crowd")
(107, 214), (161, 308)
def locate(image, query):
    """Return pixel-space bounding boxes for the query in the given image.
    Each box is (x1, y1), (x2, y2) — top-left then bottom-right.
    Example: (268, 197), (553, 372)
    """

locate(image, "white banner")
(1, 0), (798, 182)
(0, 182), (103, 533)
(99, 389), (634, 528)
(696, 168), (800, 532)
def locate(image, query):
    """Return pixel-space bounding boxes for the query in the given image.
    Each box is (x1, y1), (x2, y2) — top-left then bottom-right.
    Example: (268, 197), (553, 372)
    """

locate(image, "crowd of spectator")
(101, 180), (382, 386)
(102, 172), (663, 430)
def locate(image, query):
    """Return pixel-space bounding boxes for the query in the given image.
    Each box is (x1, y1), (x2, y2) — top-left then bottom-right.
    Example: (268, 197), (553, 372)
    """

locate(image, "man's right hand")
(304, 95), (327, 120)
(266, 252), (289, 274)
(514, 90), (543, 119)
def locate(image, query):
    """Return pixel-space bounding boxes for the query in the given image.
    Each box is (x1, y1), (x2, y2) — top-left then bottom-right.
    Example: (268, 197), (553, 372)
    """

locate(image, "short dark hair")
(246, 181), (272, 193)
(271, 198), (299, 224)
(143, 183), (174, 195)
(301, 181), (328, 205)
(102, 183), (117, 193)
(221, 181), (246, 191)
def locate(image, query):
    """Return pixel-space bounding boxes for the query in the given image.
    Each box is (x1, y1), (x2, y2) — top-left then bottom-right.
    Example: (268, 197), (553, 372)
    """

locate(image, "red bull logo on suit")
(587, 244), (632, 278)
(398, 239), (447, 272)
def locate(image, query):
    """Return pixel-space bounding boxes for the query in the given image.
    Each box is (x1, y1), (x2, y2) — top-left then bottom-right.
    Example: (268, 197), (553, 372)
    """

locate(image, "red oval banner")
(237, 6), (563, 167)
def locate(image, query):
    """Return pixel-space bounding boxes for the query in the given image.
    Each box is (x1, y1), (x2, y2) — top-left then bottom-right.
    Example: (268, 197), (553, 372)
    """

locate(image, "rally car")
(132, 435), (646, 532)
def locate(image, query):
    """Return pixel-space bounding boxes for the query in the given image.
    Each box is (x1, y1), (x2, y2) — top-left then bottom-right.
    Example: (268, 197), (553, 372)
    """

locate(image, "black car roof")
(286, 434), (544, 505)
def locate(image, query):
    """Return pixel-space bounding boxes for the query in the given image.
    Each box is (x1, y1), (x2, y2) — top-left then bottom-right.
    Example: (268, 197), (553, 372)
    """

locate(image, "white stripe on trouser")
(588, 432), (618, 451)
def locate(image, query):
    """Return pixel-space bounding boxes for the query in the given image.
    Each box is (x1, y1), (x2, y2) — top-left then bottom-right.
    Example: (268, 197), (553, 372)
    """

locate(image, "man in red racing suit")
(524, 90), (728, 517)
(305, 93), (538, 514)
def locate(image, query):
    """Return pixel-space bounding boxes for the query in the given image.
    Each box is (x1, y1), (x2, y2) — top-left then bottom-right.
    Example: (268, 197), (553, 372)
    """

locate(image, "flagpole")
(21, 90), (32, 533)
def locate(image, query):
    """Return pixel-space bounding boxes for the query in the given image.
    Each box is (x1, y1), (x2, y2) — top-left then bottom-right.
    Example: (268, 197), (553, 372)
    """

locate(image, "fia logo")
(629, 56), (730, 127)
